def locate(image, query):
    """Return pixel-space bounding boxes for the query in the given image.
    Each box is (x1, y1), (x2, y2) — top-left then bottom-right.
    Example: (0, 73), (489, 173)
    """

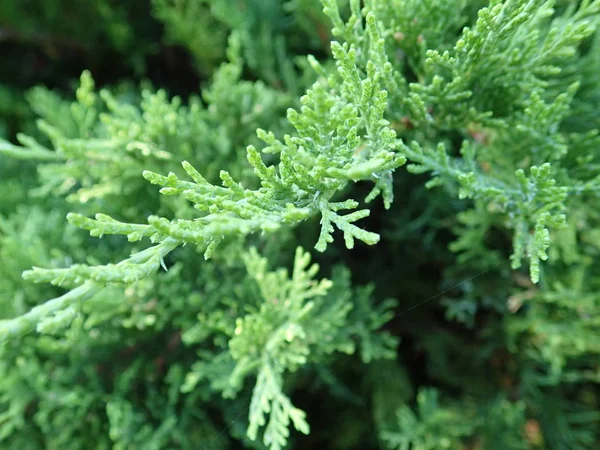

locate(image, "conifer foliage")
(0, 0), (599, 448)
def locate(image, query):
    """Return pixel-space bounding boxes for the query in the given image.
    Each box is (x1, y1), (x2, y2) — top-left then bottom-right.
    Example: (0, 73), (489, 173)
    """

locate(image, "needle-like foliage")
(0, 0), (599, 448)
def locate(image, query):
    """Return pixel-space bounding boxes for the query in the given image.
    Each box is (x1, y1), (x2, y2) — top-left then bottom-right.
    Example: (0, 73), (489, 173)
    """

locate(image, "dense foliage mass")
(1, 0), (599, 448)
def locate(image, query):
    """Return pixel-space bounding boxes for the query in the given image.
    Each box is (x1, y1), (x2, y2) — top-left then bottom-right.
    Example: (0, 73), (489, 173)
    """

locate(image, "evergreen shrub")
(0, 0), (599, 448)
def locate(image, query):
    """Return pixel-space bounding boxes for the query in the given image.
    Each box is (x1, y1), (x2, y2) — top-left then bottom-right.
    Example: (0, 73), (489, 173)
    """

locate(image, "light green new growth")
(0, 238), (178, 341)
(3, 0), (594, 343)
(180, 246), (397, 449)
(0, 11), (405, 342)
(1, 0), (600, 448)
(234, 247), (327, 449)
(167, 243), (396, 449)
(395, 0), (600, 283)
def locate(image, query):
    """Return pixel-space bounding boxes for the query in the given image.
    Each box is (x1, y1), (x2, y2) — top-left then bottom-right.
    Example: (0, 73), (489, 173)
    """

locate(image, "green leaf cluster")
(0, 0), (599, 448)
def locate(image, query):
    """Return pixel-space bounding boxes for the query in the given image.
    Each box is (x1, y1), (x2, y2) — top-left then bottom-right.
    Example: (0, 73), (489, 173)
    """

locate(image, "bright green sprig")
(22, 238), (177, 287)
(0, 238), (178, 342)
(404, 138), (567, 282)
(247, 360), (310, 450)
(226, 247), (330, 448)
(0, 140), (65, 161)
(417, 0), (600, 126)
(0, 282), (100, 342)
(228, 247), (342, 449)
(136, 27), (406, 256)
(66, 212), (159, 242)
(0, 9), (405, 344)
(178, 246), (397, 450)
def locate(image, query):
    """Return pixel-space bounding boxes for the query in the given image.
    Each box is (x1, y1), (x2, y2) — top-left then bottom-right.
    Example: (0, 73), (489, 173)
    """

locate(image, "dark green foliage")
(0, 0), (599, 449)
